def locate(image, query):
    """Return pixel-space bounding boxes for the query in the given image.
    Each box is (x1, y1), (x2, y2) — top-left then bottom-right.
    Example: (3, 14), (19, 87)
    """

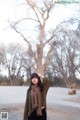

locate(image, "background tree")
(49, 29), (80, 87)
(0, 43), (34, 85)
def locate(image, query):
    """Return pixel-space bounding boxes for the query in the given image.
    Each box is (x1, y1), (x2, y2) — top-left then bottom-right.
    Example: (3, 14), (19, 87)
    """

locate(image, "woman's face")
(31, 77), (38, 85)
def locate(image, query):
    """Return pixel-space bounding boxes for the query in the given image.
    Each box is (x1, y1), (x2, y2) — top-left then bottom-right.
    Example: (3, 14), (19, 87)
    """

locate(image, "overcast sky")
(0, 0), (79, 45)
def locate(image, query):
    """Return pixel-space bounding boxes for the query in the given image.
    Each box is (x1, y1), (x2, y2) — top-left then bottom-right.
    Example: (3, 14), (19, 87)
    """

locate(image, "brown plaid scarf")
(31, 85), (42, 116)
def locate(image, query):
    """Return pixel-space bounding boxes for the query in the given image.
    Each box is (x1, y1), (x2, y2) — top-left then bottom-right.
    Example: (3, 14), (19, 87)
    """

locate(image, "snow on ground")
(47, 87), (80, 108)
(0, 86), (80, 108)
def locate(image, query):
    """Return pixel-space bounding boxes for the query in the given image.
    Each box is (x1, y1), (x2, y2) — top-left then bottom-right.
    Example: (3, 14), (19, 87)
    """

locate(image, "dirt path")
(0, 103), (80, 120)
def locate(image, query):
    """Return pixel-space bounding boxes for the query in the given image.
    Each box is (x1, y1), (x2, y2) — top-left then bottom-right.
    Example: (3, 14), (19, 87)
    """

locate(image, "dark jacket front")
(23, 77), (50, 120)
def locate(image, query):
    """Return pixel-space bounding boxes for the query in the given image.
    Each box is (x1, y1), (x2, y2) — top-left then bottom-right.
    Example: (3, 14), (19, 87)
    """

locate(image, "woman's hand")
(37, 72), (44, 79)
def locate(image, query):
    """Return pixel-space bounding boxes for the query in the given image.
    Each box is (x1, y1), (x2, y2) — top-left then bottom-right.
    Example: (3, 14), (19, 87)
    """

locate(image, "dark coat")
(23, 77), (50, 120)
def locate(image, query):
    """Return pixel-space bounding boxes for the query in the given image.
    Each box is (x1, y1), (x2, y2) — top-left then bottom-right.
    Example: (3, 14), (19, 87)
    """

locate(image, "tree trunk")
(36, 26), (45, 75)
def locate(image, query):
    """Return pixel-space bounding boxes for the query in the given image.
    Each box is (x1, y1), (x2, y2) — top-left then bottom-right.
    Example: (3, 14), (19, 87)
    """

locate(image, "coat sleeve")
(23, 90), (29, 120)
(42, 77), (50, 94)
(41, 77), (50, 106)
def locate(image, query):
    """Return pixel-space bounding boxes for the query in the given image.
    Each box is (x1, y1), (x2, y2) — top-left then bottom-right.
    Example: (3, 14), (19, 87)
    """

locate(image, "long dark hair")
(28, 73), (43, 91)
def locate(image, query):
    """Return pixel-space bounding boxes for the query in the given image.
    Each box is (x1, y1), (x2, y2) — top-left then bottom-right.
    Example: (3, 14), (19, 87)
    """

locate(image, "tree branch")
(43, 0), (54, 20)
(44, 44), (55, 70)
(27, 0), (42, 26)
(13, 18), (39, 26)
(9, 23), (31, 46)
(44, 19), (74, 46)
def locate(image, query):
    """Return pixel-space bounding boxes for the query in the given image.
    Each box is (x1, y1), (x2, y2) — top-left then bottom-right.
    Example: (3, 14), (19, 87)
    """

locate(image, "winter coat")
(23, 77), (50, 120)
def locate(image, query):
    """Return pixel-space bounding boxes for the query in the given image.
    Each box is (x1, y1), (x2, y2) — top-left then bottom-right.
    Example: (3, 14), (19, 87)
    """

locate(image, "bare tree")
(9, 0), (59, 75)
(8, 0), (80, 78)
(0, 44), (6, 75)
(0, 44), (6, 64)
(50, 29), (80, 87)
(2, 43), (30, 85)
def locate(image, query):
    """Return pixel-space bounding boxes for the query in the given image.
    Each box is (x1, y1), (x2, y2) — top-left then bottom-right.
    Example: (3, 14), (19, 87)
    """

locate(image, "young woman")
(23, 72), (50, 120)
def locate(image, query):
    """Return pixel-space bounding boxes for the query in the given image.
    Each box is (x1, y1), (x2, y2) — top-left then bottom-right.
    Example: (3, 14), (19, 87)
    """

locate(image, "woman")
(23, 73), (50, 120)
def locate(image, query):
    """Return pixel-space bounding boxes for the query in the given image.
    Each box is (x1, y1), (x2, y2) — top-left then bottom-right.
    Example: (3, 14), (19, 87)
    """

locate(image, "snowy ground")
(47, 87), (80, 108)
(0, 87), (80, 120)
(0, 86), (80, 107)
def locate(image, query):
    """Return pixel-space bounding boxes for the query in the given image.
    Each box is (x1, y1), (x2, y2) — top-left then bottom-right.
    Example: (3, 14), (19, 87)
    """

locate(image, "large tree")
(9, 0), (58, 75)
(9, 0), (80, 77)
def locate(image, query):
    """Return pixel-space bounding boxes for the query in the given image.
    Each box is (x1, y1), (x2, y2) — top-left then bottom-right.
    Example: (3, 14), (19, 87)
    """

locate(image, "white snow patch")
(0, 86), (80, 108)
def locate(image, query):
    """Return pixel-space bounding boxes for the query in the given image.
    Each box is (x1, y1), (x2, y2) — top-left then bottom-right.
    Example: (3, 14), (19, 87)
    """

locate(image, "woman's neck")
(34, 84), (38, 87)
